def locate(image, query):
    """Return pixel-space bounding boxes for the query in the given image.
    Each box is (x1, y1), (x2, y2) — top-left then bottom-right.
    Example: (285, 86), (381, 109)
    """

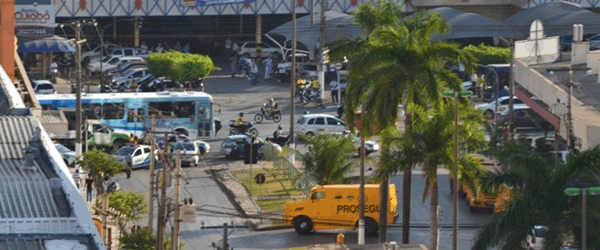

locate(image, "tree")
(472, 144), (600, 250)
(119, 227), (184, 250)
(328, 3), (475, 243)
(96, 190), (148, 231)
(77, 148), (125, 196)
(381, 101), (486, 249)
(301, 134), (355, 185)
(147, 52), (218, 84)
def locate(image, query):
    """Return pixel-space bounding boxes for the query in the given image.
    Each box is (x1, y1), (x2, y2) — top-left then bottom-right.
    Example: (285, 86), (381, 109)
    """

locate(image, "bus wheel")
(294, 216), (313, 235)
(365, 217), (378, 236)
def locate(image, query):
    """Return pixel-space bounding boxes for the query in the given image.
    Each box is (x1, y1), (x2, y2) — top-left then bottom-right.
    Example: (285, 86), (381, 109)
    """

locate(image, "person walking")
(72, 169), (82, 189)
(277, 60), (286, 83)
(125, 150), (132, 179)
(339, 80), (347, 103)
(232, 42), (239, 56)
(225, 37), (232, 53)
(85, 175), (94, 202)
(250, 58), (259, 85)
(264, 55), (273, 80)
(51, 60), (58, 83)
(230, 55), (238, 78)
(330, 78), (339, 103)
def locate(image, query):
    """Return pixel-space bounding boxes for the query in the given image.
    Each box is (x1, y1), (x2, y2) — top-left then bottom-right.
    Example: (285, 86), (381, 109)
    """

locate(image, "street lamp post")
(442, 90), (472, 250)
(564, 187), (600, 250)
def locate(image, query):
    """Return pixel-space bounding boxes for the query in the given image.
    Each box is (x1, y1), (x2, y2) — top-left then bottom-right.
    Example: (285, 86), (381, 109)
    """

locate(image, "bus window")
(103, 103), (124, 120)
(127, 109), (144, 122)
(174, 102), (195, 118)
(149, 102), (173, 117)
(83, 104), (102, 119)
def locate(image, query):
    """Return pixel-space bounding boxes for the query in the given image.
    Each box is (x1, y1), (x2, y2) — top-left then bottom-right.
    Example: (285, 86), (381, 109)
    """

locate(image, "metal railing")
(263, 143), (315, 195)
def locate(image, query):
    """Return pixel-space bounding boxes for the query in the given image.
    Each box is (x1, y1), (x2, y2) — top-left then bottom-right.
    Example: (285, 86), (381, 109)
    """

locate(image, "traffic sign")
(335, 62), (343, 70)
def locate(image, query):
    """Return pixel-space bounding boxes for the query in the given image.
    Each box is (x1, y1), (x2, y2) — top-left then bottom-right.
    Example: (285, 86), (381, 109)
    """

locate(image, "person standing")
(264, 55), (273, 80)
(174, 42), (182, 51)
(85, 176), (94, 202)
(330, 78), (339, 103)
(182, 44), (190, 53)
(51, 60), (58, 83)
(225, 37), (232, 53)
(230, 55), (238, 78)
(232, 42), (239, 56)
(156, 43), (164, 54)
(140, 42), (148, 53)
(72, 169), (82, 189)
(277, 60), (286, 83)
(339, 80), (347, 103)
(125, 151), (132, 179)
(250, 58), (259, 85)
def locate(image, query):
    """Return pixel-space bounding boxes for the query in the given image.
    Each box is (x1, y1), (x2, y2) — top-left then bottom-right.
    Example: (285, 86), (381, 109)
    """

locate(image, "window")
(515, 110), (525, 117)
(127, 109), (143, 122)
(129, 71), (143, 78)
(326, 117), (339, 125)
(143, 147), (150, 154)
(37, 84), (53, 90)
(103, 103), (124, 120)
(149, 102), (173, 116)
(174, 102), (195, 118)
(311, 192), (326, 199)
(83, 104), (102, 119)
(259, 43), (270, 48)
(347, 195), (355, 200)
(515, 99), (524, 104)
(108, 57), (119, 64)
(124, 49), (135, 56)
(112, 50), (123, 56)
(307, 118), (315, 125)
(500, 99), (510, 105)
(315, 118), (325, 125)
(133, 149), (142, 156)
(297, 117), (307, 125)
(244, 43), (256, 48)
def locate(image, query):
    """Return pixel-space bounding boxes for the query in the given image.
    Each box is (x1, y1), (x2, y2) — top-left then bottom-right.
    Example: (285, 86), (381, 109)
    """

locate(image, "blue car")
(220, 135), (267, 159)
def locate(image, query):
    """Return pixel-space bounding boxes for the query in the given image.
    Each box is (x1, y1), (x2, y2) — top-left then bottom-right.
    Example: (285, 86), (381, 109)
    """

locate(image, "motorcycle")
(267, 135), (290, 147)
(295, 78), (323, 106)
(254, 103), (282, 123)
(228, 120), (259, 137)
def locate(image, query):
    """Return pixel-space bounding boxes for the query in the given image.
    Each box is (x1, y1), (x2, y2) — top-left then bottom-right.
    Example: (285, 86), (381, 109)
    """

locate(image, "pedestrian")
(277, 60), (286, 83)
(339, 79), (347, 103)
(51, 59), (58, 83)
(327, 63), (336, 83)
(125, 150), (132, 179)
(232, 42), (239, 56)
(129, 133), (136, 144)
(225, 37), (232, 53)
(140, 42), (148, 53)
(85, 175), (94, 202)
(174, 42), (182, 51)
(72, 169), (82, 189)
(264, 55), (273, 80)
(156, 43), (164, 54)
(250, 58), (259, 85)
(129, 80), (138, 92)
(239, 55), (248, 77)
(330, 78), (339, 103)
(182, 44), (190, 53)
(230, 54), (238, 78)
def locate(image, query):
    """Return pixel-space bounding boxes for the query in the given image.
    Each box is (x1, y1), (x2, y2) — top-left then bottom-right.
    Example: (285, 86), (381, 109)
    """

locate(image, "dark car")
(500, 105), (555, 130)
(105, 61), (147, 78)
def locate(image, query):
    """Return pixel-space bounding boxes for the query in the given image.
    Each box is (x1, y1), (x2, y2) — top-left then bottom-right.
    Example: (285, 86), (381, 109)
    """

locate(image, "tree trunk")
(402, 113), (412, 244)
(379, 174), (389, 244)
(429, 176), (439, 250)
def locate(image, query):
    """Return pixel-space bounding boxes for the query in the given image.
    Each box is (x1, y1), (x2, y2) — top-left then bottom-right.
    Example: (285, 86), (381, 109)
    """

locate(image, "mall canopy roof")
(268, 11), (363, 50)
(503, 1), (600, 37)
(17, 36), (76, 53)
(419, 7), (524, 40)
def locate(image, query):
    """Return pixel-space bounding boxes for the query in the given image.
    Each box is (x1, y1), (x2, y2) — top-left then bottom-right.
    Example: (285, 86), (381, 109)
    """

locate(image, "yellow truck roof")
(313, 184), (394, 190)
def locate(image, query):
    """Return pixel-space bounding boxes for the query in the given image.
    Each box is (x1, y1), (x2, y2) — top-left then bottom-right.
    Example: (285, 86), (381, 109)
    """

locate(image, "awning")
(17, 36), (75, 53)
(514, 88), (561, 128)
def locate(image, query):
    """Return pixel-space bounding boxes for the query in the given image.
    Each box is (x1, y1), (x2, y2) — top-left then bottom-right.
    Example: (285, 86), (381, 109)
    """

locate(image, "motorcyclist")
(264, 98), (277, 117)
(236, 112), (248, 133)
(273, 125), (287, 146)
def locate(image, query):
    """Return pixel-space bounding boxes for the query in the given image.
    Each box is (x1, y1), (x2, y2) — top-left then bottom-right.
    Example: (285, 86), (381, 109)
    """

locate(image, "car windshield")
(534, 227), (548, 238)
(175, 143), (196, 151)
(297, 116), (306, 124)
(115, 147), (135, 156)
(38, 84), (53, 90)
(303, 64), (317, 71)
(102, 56), (111, 63)
(109, 58), (120, 65)
(54, 144), (71, 153)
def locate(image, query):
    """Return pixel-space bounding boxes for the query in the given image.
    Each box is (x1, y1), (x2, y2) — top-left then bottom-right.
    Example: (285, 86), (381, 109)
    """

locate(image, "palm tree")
(328, 4), (476, 243)
(381, 101), (486, 250)
(301, 134), (355, 185)
(472, 142), (600, 250)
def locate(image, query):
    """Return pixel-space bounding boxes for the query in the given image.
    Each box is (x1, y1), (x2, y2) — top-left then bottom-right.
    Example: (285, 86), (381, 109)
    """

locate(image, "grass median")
(231, 166), (305, 212)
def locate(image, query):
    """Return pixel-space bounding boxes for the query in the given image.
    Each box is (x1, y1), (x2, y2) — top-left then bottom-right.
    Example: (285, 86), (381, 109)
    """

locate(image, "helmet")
(278, 125), (283, 129)
(270, 98), (274, 103)
(239, 112), (244, 117)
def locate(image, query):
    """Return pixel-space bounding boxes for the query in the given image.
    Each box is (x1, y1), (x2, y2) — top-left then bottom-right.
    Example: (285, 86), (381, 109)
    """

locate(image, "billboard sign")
(15, 5), (55, 37)
(180, 0), (256, 7)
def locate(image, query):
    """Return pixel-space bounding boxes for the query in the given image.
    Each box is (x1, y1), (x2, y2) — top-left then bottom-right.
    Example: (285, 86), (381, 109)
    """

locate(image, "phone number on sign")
(17, 29), (50, 35)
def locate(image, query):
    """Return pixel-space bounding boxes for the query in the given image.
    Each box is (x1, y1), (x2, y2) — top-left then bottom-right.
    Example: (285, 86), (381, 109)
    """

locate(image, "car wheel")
(305, 132), (314, 137)
(228, 150), (239, 159)
(365, 217), (379, 236)
(485, 110), (494, 119)
(293, 216), (313, 235)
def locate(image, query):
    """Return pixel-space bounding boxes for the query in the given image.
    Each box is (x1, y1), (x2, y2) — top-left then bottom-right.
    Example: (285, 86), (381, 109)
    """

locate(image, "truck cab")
(86, 120), (129, 150)
(284, 184), (398, 236)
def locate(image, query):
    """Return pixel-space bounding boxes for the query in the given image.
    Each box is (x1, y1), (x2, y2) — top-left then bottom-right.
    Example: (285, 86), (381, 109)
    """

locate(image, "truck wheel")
(365, 217), (378, 236)
(112, 139), (126, 151)
(294, 216), (313, 235)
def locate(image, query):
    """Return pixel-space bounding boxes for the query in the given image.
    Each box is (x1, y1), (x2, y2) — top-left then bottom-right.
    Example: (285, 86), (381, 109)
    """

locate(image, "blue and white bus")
(36, 92), (216, 139)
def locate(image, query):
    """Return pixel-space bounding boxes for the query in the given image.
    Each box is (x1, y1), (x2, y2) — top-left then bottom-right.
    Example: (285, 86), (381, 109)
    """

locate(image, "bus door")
(197, 105), (211, 138)
(125, 99), (145, 137)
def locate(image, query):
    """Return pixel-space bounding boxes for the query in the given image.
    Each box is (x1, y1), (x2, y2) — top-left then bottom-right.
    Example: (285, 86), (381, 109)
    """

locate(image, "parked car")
(87, 55), (122, 73)
(587, 33), (600, 50)
(475, 96), (525, 119)
(54, 143), (76, 167)
(155, 134), (210, 155)
(89, 47), (149, 63)
(301, 62), (318, 79)
(296, 113), (349, 137)
(81, 43), (120, 63)
(111, 68), (150, 86)
(348, 134), (379, 156)
(89, 56), (144, 73)
(499, 104), (554, 130)
(135, 75), (159, 92)
(526, 225), (548, 250)
(32, 80), (55, 94)
(106, 61), (147, 78)
(220, 135), (281, 159)
(237, 42), (282, 59)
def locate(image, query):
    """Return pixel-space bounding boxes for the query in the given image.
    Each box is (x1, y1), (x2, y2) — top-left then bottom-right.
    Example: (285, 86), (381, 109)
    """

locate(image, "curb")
(247, 220), (294, 231)
(207, 169), (249, 218)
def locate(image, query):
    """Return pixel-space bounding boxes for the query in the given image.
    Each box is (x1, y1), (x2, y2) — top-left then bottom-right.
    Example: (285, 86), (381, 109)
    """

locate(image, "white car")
(89, 56), (144, 73)
(296, 114), (349, 137)
(475, 96), (524, 119)
(32, 80), (55, 94)
(54, 143), (76, 167)
(112, 68), (149, 86)
(113, 145), (157, 169)
(81, 43), (120, 62)
(174, 141), (200, 166)
(526, 225), (548, 250)
(238, 42), (283, 59)
(348, 135), (379, 156)
(87, 55), (122, 73)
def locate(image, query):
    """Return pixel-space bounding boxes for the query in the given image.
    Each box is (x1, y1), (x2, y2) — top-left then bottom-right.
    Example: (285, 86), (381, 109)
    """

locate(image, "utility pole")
(358, 137), (366, 245)
(156, 132), (169, 250)
(508, 41), (515, 140)
(452, 92), (459, 250)
(171, 150), (182, 250)
(147, 115), (156, 228)
(75, 21), (82, 165)
(318, 0), (326, 99)
(102, 193), (109, 246)
(289, 0), (297, 150)
(222, 223), (228, 250)
(567, 70), (574, 152)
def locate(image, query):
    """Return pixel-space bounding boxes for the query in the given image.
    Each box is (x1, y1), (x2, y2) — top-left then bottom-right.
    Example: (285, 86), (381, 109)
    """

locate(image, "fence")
(263, 142), (316, 195)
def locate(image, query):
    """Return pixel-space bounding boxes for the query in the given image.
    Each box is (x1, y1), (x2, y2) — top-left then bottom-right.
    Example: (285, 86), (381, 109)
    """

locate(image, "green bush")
(147, 52), (217, 83)
(87, 81), (100, 86)
(463, 44), (510, 65)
